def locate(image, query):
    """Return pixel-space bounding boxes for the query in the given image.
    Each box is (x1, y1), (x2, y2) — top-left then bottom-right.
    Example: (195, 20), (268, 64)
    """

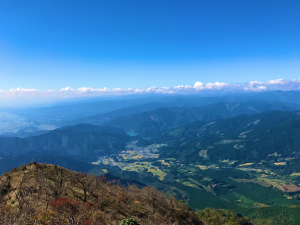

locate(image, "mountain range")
(0, 124), (129, 158)
(153, 110), (300, 167)
(103, 101), (300, 137)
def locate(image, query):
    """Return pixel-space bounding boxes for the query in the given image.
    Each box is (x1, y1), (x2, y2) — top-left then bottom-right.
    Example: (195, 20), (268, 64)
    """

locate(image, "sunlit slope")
(0, 163), (206, 225)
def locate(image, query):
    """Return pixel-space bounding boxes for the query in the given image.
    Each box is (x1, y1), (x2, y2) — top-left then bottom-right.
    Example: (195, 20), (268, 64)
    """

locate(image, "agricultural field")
(89, 136), (300, 222)
(92, 141), (159, 165)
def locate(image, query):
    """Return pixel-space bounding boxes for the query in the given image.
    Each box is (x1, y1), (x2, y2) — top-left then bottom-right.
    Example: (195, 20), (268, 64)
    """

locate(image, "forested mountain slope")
(104, 101), (300, 137)
(153, 110), (300, 165)
(0, 124), (129, 158)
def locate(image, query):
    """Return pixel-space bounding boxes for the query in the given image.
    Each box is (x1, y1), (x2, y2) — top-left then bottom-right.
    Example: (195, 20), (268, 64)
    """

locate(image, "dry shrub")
(34, 163), (45, 170)
(0, 163), (203, 225)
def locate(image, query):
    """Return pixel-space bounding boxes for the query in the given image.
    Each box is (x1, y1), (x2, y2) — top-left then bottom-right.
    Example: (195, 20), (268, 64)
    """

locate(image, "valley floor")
(89, 141), (300, 224)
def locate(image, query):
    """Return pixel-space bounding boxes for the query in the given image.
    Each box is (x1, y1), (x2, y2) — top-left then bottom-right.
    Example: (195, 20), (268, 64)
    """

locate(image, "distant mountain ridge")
(70, 92), (300, 127)
(3, 91), (300, 137)
(0, 124), (129, 158)
(70, 102), (170, 125)
(103, 101), (300, 137)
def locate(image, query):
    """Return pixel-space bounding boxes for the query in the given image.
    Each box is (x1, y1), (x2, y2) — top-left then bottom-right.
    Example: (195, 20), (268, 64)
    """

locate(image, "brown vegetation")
(282, 185), (300, 193)
(0, 163), (203, 225)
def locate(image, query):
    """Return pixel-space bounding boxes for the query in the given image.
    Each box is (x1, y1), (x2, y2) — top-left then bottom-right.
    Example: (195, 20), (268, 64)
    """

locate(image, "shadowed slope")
(0, 124), (130, 157)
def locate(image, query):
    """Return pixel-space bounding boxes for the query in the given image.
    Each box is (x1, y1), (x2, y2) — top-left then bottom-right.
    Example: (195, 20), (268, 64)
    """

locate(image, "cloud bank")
(1, 79), (300, 100)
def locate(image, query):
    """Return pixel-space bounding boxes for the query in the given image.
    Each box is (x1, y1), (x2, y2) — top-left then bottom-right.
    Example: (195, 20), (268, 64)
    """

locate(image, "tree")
(35, 165), (70, 210)
(70, 172), (97, 202)
(14, 175), (33, 210)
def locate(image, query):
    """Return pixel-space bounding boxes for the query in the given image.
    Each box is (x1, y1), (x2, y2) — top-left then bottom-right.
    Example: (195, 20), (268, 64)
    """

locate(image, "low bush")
(120, 218), (139, 225)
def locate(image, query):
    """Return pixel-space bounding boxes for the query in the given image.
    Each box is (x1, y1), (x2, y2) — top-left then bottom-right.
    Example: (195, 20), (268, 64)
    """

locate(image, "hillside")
(0, 163), (252, 225)
(104, 101), (300, 137)
(154, 110), (300, 165)
(0, 124), (129, 158)
(71, 102), (170, 126)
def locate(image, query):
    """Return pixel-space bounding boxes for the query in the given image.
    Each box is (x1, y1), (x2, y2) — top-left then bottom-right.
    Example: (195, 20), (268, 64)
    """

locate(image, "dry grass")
(290, 173), (300, 176)
(274, 162), (286, 166)
(282, 185), (300, 193)
(196, 165), (207, 170)
(239, 163), (254, 167)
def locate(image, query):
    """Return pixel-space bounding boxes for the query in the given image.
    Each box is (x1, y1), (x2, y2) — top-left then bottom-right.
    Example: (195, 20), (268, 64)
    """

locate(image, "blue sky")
(0, 0), (299, 91)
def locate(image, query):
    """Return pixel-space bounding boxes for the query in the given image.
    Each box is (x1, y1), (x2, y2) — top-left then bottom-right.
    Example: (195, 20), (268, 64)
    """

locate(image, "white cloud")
(174, 85), (193, 90)
(9, 87), (38, 92)
(194, 81), (231, 90)
(267, 79), (285, 85)
(61, 87), (74, 92)
(1, 79), (300, 101)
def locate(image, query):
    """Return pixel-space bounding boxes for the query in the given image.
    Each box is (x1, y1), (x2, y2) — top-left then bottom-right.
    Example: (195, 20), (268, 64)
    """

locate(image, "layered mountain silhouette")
(103, 101), (300, 137)
(0, 124), (129, 157)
